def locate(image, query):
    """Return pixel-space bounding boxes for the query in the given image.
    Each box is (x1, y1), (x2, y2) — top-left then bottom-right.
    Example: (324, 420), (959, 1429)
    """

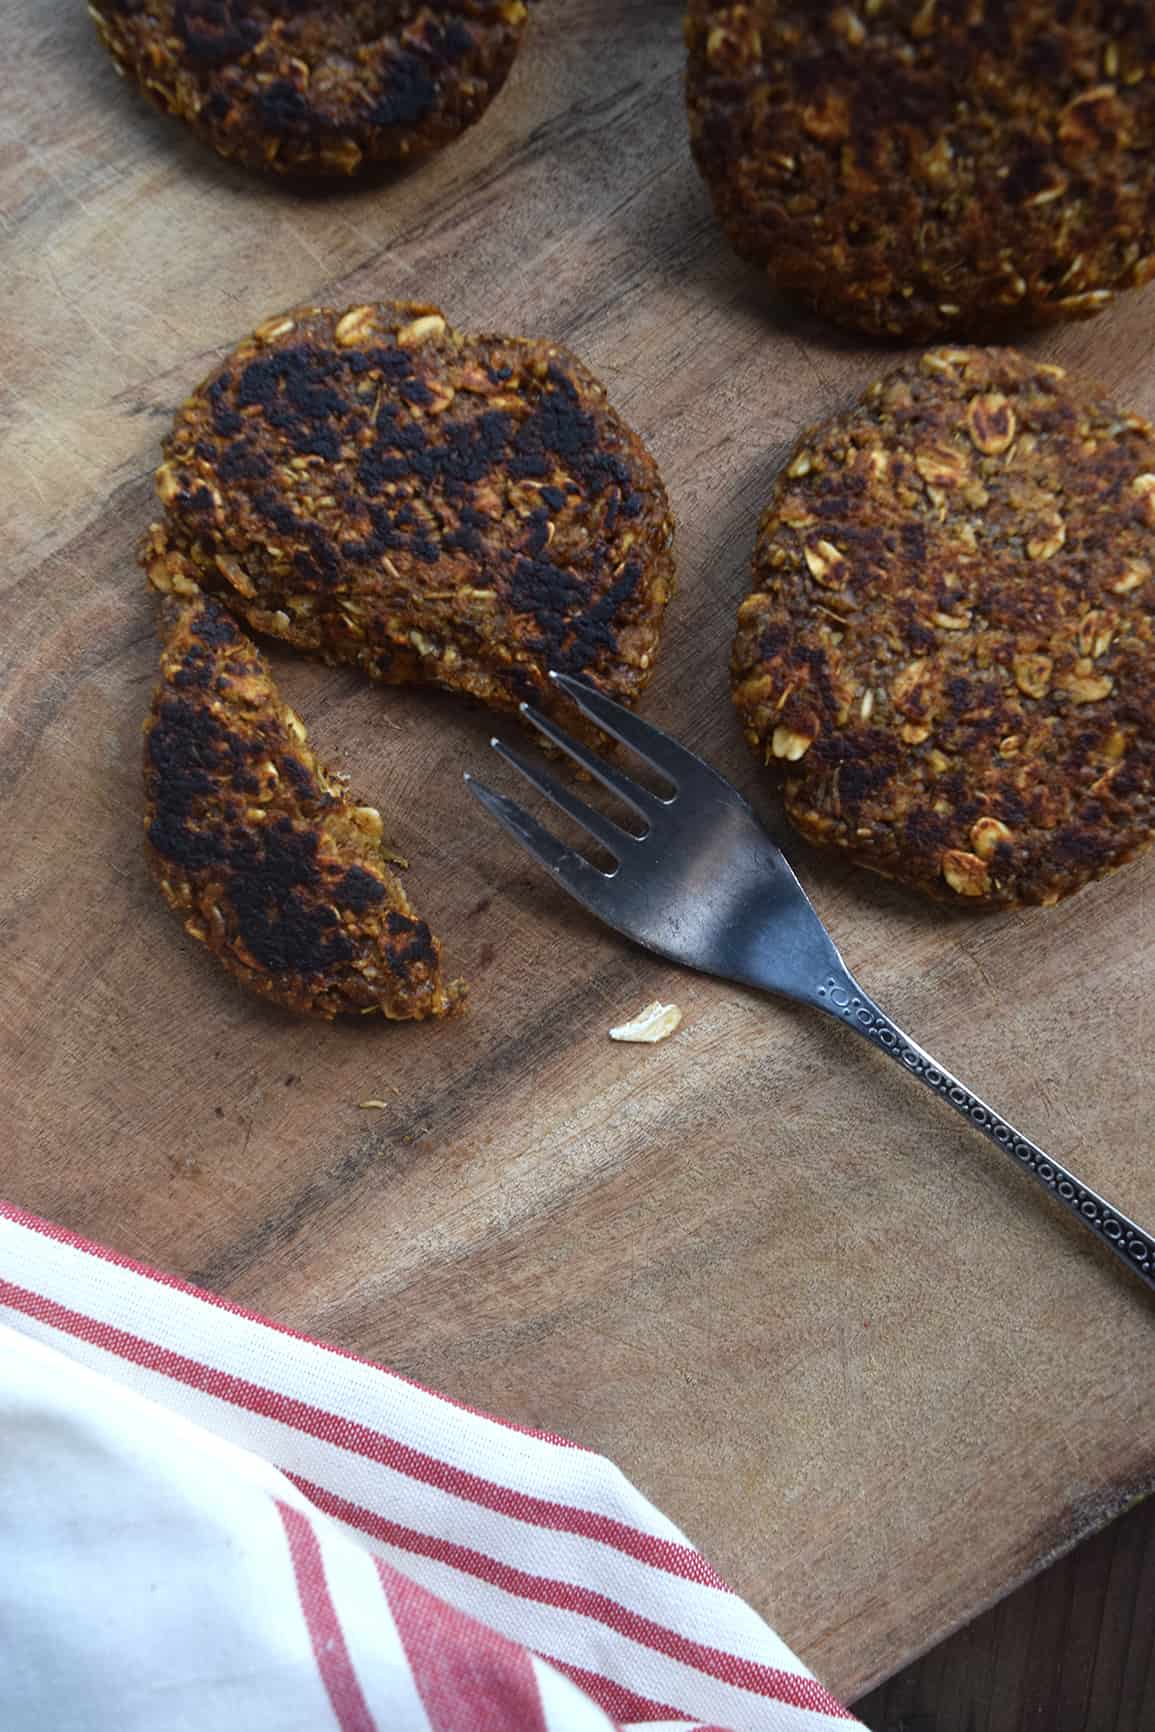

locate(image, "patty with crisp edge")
(144, 301), (675, 729)
(732, 347), (1155, 908)
(144, 594), (462, 1019)
(90, 0), (529, 176)
(685, 1), (1155, 339)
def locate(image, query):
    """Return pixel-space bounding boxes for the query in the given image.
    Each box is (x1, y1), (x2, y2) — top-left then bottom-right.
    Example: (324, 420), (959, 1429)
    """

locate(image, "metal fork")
(466, 671), (1155, 1297)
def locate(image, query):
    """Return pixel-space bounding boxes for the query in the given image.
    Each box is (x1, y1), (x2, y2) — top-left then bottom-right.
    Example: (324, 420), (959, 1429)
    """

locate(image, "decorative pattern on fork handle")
(818, 974), (1155, 1286)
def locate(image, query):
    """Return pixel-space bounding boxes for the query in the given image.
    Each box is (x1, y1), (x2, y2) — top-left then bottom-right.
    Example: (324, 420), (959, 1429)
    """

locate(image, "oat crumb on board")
(358, 1086), (402, 1109)
(609, 1001), (683, 1044)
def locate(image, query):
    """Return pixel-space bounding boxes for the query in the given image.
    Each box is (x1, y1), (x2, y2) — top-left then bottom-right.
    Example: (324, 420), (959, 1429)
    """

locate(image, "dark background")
(857, 1496), (1155, 1731)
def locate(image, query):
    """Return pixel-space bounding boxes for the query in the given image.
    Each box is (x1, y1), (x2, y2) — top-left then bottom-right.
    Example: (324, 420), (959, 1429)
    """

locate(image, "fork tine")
(489, 738), (640, 860)
(463, 775), (617, 915)
(549, 671), (715, 789)
(518, 702), (663, 818)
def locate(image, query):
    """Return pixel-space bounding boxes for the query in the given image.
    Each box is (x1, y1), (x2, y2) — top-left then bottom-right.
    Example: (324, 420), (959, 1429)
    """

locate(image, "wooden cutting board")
(3, 0), (1152, 1701)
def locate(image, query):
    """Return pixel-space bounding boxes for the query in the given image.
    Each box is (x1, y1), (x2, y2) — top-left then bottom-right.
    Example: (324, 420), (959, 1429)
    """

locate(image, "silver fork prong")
(463, 775), (616, 914)
(518, 702), (664, 820)
(548, 671), (698, 789)
(489, 738), (639, 861)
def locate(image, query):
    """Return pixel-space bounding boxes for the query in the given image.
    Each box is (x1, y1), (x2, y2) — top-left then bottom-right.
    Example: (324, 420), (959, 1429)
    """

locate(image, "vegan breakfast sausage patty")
(684, 1), (1155, 339)
(731, 348), (1155, 909)
(144, 301), (675, 727)
(89, 0), (529, 176)
(145, 594), (462, 1019)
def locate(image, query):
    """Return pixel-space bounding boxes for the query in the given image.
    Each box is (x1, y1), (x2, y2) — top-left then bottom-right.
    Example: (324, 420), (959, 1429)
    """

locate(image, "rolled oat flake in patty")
(732, 347), (1155, 910)
(90, 1), (530, 176)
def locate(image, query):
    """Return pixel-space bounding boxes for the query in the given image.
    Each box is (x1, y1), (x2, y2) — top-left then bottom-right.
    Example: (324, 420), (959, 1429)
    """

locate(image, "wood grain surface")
(2, 0), (1153, 1702)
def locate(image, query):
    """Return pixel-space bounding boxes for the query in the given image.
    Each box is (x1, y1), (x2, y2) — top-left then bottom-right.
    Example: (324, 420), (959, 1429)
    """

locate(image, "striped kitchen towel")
(0, 1199), (857, 1732)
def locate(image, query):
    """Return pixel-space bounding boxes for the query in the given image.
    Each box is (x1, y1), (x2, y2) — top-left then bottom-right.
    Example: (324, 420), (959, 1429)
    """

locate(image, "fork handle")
(814, 970), (1155, 1297)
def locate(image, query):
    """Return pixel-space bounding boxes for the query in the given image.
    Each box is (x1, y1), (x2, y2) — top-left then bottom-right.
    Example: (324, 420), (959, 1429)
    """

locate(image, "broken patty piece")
(144, 595), (463, 1020)
(685, 2), (1155, 339)
(731, 347), (1155, 910)
(144, 301), (675, 729)
(89, 1), (529, 178)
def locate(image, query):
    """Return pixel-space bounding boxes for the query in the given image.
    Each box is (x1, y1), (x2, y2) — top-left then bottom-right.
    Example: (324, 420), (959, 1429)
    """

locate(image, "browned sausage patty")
(144, 302), (675, 727)
(144, 594), (463, 1018)
(90, 1), (528, 176)
(731, 348), (1155, 908)
(685, 1), (1155, 339)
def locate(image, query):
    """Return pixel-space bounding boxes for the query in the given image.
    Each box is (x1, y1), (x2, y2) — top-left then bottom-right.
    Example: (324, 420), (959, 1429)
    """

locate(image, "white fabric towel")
(0, 1200), (858, 1731)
